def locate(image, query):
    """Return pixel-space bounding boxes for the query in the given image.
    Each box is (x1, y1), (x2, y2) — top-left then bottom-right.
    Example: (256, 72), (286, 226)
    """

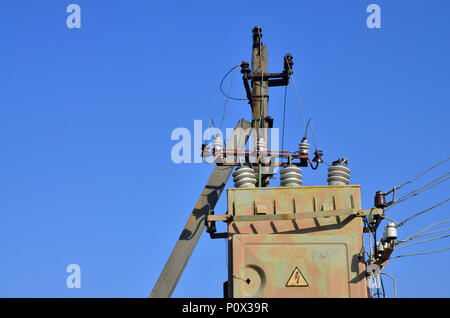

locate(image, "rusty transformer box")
(225, 185), (368, 298)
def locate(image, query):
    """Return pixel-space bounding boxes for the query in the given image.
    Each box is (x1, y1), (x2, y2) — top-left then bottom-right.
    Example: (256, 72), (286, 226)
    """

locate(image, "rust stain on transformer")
(226, 185), (368, 298)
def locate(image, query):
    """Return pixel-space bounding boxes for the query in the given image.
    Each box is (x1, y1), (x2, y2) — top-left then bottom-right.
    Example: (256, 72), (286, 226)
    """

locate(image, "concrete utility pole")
(251, 26), (269, 139)
(251, 26), (271, 186)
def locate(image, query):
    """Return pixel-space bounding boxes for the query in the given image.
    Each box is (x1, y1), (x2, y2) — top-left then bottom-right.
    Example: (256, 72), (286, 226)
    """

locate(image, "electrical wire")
(380, 215), (401, 226)
(399, 173), (450, 200)
(372, 275), (384, 298)
(380, 272), (397, 298)
(363, 219), (373, 259)
(219, 64), (247, 101)
(364, 216), (377, 257)
(396, 198), (450, 227)
(385, 173), (450, 211)
(398, 227), (450, 244)
(395, 234), (450, 250)
(360, 218), (371, 259)
(389, 247), (450, 259)
(388, 173), (449, 207)
(283, 55), (307, 137)
(219, 65), (238, 129)
(364, 218), (377, 260)
(281, 85), (288, 152)
(207, 118), (217, 129)
(380, 274), (386, 298)
(399, 219), (450, 243)
(385, 157), (449, 194)
(373, 224), (377, 258)
(305, 118), (318, 150)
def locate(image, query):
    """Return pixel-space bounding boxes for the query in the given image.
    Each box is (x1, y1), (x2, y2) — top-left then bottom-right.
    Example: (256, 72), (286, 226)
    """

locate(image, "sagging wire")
(380, 215), (401, 226)
(395, 234), (450, 250)
(219, 64), (239, 129)
(389, 247), (450, 259)
(304, 118), (327, 168)
(396, 219), (450, 244)
(384, 172), (450, 211)
(281, 85), (288, 153)
(395, 198), (450, 227)
(283, 55), (307, 137)
(380, 272), (398, 298)
(384, 157), (449, 197)
(305, 118), (318, 151)
(219, 64), (247, 101)
(398, 227), (450, 244)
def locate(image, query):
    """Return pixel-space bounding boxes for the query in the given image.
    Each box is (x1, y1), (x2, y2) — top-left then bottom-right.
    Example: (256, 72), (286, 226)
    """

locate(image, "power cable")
(219, 64), (247, 101)
(385, 173), (450, 211)
(305, 118), (318, 150)
(395, 234), (450, 250)
(399, 219), (450, 243)
(385, 157), (449, 195)
(389, 247), (450, 259)
(219, 66), (238, 129)
(207, 118), (217, 129)
(283, 55), (307, 136)
(281, 85), (288, 152)
(360, 218), (371, 259)
(363, 218), (374, 259)
(380, 272), (397, 298)
(396, 198), (450, 227)
(398, 227), (450, 244)
(379, 274), (386, 298)
(380, 215), (401, 226)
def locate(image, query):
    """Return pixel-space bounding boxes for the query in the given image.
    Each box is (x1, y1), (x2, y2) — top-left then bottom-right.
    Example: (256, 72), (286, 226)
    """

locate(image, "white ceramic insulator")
(327, 164), (350, 185)
(280, 165), (303, 187)
(385, 223), (398, 240)
(299, 138), (310, 155)
(258, 137), (270, 164)
(212, 135), (223, 163)
(232, 166), (257, 188)
(212, 135), (223, 155)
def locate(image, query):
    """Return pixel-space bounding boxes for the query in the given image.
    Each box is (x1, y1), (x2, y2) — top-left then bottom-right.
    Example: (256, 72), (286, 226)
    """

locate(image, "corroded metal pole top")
(252, 26), (262, 46)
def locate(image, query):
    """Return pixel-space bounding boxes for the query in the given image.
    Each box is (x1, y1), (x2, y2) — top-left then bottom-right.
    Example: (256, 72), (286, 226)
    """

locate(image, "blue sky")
(0, 0), (449, 297)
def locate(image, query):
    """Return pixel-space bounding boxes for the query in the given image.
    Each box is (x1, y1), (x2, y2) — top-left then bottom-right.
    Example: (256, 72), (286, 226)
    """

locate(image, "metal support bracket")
(207, 207), (384, 223)
(149, 119), (252, 298)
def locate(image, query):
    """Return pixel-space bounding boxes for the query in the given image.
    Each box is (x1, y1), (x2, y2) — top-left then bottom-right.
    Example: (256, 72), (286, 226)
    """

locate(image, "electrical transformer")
(225, 185), (368, 298)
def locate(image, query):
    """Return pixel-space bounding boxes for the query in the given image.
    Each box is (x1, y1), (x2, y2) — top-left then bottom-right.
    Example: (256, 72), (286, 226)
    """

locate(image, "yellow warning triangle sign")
(286, 267), (309, 287)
